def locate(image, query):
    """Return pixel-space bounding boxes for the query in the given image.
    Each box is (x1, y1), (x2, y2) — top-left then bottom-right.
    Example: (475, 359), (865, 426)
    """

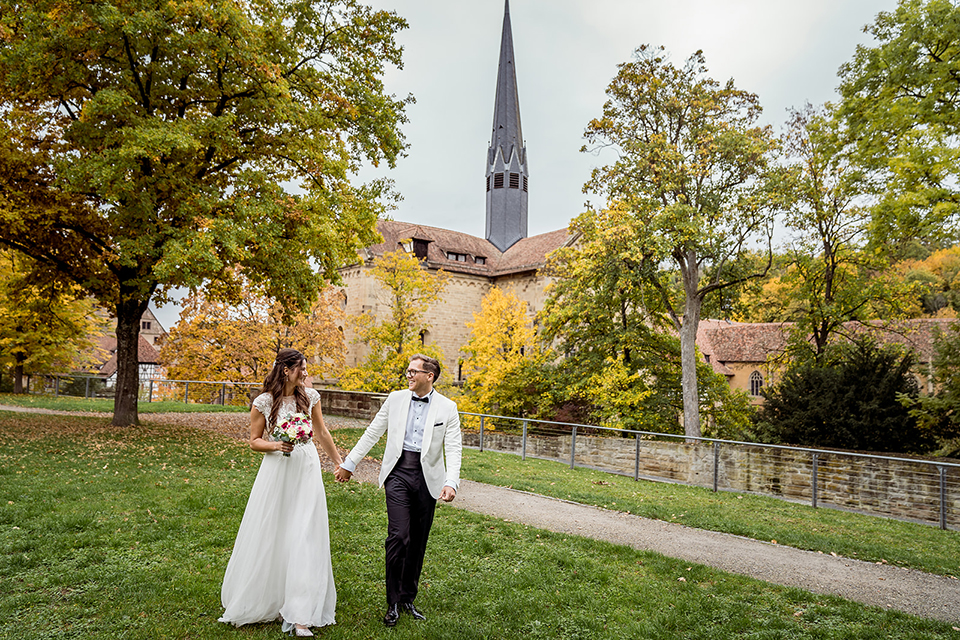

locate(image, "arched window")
(749, 370), (764, 396)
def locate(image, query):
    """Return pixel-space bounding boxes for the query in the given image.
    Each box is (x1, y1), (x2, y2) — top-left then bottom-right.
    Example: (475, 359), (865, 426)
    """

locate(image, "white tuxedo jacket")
(344, 389), (462, 499)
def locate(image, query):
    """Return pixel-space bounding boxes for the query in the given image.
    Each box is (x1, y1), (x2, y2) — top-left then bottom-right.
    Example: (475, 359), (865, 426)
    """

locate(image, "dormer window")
(475, 256), (486, 265)
(413, 239), (429, 259)
(446, 252), (467, 262)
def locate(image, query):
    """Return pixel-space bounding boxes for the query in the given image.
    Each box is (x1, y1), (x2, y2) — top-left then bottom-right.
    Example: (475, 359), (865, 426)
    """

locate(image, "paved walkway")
(6, 405), (959, 624)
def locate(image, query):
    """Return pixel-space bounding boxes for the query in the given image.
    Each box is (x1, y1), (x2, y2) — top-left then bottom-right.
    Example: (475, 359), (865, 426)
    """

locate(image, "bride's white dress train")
(219, 389), (336, 631)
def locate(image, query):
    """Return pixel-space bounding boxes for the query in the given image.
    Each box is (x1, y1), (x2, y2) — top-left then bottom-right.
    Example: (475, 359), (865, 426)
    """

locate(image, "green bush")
(757, 337), (932, 453)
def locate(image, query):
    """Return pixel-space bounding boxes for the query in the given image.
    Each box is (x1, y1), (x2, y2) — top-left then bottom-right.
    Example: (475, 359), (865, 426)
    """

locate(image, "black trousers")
(383, 450), (436, 606)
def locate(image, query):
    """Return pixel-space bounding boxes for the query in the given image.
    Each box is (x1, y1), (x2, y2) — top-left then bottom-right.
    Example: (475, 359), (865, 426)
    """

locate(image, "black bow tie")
(412, 395), (429, 403)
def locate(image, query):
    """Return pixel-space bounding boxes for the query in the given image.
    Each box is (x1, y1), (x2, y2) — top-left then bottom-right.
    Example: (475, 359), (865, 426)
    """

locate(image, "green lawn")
(330, 428), (960, 578)
(2, 412), (958, 639)
(0, 393), (248, 413)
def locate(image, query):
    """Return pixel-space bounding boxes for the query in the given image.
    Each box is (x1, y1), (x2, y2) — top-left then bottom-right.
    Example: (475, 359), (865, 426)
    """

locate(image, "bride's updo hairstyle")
(262, 348), (311, 429)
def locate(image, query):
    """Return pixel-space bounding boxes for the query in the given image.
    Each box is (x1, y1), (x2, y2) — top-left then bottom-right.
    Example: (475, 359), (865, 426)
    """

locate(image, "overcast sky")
(151, 0), (900, 329)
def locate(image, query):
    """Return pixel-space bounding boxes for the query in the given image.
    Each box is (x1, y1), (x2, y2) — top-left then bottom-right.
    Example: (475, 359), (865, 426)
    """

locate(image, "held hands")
(334, 466), (352, 483)
(439, 486), (456, 502)
(277, 441), (294, 455)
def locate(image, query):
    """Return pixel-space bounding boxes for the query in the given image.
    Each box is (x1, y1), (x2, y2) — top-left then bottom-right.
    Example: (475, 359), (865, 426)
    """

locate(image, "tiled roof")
(696, 318), (958, 373)
(846, 319), (956, 362)
(360, 220), (571, 277)
(697, 320), (791, 367)
(490, 228), (573, 275)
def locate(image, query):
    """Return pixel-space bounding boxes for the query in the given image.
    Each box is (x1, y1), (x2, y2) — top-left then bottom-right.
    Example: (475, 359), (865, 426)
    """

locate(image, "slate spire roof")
(485, 0), (529, 253)
(489, 0), (524, 169)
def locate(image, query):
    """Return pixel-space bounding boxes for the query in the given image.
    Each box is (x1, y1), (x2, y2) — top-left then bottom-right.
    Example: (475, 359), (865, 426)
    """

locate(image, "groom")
(334, 354), (462, 626)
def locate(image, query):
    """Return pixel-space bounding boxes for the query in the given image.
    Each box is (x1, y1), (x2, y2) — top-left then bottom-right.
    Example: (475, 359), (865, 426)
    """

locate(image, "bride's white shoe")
(289, 625), (313, 637)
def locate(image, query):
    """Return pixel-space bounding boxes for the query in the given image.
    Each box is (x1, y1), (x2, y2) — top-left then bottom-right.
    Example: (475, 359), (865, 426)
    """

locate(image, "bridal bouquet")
(273, 413), (313, 457)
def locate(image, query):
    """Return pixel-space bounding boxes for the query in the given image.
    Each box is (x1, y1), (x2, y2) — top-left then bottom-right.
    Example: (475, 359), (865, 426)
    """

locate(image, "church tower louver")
(485, 0), (528, 252)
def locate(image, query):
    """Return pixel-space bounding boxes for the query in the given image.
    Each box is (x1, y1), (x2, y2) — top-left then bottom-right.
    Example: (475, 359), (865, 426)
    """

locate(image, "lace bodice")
(253, 388), (321, 442)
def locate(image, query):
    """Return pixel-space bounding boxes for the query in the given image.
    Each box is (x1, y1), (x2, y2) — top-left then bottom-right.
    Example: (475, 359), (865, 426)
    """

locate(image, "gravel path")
(5, 405), (959, 624)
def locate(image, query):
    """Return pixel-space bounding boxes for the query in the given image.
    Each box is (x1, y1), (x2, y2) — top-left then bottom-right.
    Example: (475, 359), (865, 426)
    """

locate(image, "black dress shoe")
(401, 602), (426, 621)
(383, 604), (400, 627)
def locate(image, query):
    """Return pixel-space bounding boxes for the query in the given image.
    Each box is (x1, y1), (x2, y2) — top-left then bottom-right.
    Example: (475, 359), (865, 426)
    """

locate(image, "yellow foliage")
(161, 282), (344, 386)
(461, 286), (539, 415)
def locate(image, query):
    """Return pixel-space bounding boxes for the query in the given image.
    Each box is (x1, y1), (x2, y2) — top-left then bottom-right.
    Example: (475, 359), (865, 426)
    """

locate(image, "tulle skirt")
(220, 443), (336, 629)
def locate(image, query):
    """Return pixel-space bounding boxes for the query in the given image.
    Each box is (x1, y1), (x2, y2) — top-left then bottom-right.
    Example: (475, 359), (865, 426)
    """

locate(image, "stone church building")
(338, 1), (572, 380)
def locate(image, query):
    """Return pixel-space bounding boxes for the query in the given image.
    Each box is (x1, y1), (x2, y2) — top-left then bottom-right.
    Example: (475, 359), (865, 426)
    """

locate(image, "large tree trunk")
(679, 306), (702, 439)
(680, 253), (703, 439)
(13, 359), (24, 394)
(113, 296), (150, 426)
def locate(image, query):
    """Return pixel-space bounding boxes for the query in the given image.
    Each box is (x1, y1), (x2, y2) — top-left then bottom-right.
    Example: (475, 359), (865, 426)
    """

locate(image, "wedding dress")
(220, 388), (336, 631)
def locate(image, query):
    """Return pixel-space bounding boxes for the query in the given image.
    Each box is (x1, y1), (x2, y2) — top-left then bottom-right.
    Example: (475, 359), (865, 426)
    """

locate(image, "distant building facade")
(138, 307), (166, 347)
(339, 220), (571, 380)
(697, 318), (956, 403)
(91, 307), (167, 384)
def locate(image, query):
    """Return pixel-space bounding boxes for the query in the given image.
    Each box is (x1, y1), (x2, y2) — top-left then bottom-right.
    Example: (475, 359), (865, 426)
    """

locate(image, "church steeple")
(485, 0), (528, 252)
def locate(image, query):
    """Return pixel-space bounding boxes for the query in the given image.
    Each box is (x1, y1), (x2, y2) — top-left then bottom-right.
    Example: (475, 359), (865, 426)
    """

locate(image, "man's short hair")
(412, 354), (441, 382)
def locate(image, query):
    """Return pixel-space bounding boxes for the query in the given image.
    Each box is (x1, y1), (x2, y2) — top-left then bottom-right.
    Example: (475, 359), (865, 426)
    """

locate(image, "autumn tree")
(838, 0), (960, 252)
(460, 286), (540, 417)
(581, 46), (779, 437)
(540, 205), (755, 436)
(0, 0), (408, 425)
(161, 282), (345, 392)
(897, 246), (960, 317)
(772, 104), (914, 357)
(339, 249), (447, 393)
(0, 251), (106, 392)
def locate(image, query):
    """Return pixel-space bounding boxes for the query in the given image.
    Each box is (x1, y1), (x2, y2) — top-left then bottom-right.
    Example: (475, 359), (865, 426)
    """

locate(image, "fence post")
(634, 434), (641, 481)
(221, 383), (227, 406)
(148, 380), (154, 403)
(184, 382), (189, 404)
(85, 376), (90, 399)
(940, 466), (947, 531)
(570, 425), (577, 470)
(54, 376), (60, 398)
(713, 441), (720, 493)
(521, 420), (528, 461)
(811, 452), (819, 509)
(479, 415), (484, 453)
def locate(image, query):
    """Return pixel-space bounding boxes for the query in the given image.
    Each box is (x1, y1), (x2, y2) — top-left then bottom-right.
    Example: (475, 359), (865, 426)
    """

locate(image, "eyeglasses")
(405, 368), (429, 377)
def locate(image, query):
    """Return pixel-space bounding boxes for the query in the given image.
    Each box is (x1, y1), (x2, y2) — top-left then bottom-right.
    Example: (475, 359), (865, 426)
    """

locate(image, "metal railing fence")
(460, 411), (960, 531)
(9, 378), (957, 531)
(28, 374), (261, 406)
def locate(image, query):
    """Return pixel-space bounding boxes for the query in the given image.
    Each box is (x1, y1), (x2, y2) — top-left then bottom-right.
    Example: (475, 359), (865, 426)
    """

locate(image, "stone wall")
(314, 387), (386, 420)
(461, 430), (960, 529)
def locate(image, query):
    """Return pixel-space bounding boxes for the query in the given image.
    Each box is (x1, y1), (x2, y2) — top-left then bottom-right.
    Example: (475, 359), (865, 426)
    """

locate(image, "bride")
(220, 348), (344, 637)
